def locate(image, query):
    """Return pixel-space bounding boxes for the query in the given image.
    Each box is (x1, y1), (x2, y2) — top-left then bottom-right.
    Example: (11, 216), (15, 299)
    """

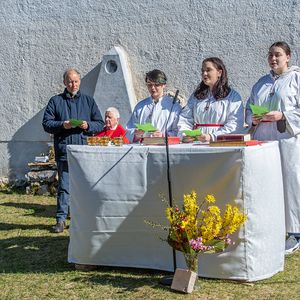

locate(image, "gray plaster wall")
(1, 0), (300, 180)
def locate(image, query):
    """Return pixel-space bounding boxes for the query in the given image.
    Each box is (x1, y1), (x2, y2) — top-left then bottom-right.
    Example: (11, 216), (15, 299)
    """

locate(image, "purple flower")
(189, 238), (214, 252)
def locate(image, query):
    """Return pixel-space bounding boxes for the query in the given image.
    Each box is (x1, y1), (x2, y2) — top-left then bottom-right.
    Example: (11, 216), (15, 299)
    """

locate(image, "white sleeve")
(125, 107), (139, 143)
(166, 103), (182, 137)
(245, 85), (256, 128)
(177, 94), (195, 140)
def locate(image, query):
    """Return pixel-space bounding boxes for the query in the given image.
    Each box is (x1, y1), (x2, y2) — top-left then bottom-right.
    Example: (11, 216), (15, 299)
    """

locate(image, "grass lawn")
(0, 190), (299, 299)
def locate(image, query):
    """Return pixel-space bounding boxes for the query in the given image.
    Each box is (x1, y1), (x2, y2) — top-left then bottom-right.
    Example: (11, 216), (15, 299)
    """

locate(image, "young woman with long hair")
(178, 57), (244, 143)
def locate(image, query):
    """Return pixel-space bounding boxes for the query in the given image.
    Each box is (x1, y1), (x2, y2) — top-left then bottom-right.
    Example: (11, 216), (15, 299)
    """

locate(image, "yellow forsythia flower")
(160, 190), (247, 251)
(205, 194), (216, 203)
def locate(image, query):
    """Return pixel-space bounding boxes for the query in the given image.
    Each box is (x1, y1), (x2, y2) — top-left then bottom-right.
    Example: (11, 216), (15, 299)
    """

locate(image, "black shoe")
(53, 221), (66, 233)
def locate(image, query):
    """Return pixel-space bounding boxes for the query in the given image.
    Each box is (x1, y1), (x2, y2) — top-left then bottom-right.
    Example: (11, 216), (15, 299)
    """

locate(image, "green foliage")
(30, 183), (40, 195)
(167, 229), (194, 253)
(202, 239), (228, 253)
(0, 184), (27, 195)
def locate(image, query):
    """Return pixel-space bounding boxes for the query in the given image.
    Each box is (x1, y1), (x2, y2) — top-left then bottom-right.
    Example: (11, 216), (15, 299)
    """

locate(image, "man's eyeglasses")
(146, 83), (162, 88)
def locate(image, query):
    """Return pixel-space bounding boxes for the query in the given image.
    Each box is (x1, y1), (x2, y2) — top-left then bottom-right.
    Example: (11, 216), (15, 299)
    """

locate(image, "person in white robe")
(178, 57), (244, 142)
(245, 41), (300, 255)
(126, 69), (182, 143)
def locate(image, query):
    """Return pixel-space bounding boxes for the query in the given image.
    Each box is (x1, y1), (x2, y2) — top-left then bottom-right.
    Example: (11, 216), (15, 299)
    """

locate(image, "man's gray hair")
(63, 68), (81, 81)
(106, 107), (120, 119)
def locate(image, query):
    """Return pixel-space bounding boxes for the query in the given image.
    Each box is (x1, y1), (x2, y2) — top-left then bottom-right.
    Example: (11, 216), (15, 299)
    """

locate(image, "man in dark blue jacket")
(43, 68), (104, 233)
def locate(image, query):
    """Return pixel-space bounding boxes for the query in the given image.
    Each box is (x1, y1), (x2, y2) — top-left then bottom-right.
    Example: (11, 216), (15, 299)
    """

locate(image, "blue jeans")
(56, 161), (69, 222)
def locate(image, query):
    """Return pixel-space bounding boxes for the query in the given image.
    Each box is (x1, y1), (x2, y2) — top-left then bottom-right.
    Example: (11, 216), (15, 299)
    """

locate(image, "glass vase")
(183, 252), (200, 290)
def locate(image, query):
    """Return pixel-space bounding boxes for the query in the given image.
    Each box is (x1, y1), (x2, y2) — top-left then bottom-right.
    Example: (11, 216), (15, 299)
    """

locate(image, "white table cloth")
(67, 142), (285, 281)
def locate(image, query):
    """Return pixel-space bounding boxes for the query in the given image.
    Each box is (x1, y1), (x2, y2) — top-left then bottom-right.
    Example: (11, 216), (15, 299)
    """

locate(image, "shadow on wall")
(8, 108), (51, 180)
(7, 64), (103, 181)
(80, 63), (102, 98)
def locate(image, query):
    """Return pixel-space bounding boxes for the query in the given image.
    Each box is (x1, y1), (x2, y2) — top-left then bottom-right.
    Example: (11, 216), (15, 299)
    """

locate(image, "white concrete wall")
(1, 0), (300, 180)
